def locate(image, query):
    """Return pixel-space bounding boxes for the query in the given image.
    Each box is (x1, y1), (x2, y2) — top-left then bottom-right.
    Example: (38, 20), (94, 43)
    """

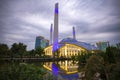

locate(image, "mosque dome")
(60, 38), (98, 50)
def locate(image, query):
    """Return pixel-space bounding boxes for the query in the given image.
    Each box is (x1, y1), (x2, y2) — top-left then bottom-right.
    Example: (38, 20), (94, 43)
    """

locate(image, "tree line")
(72, 46), (120, 80)
(0, 43), (45, 58)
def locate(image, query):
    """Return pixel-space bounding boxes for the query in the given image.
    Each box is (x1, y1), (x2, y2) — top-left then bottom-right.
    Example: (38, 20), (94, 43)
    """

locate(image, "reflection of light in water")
(52, 63), (59, 77)
(43, 60), (78, 74)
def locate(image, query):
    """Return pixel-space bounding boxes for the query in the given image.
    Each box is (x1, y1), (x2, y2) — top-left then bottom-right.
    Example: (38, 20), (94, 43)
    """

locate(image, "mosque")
(44, 3), (99, 58)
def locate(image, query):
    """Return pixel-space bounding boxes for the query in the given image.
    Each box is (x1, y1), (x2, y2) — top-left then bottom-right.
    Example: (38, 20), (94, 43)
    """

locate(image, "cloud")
(0, 0), (120, 50)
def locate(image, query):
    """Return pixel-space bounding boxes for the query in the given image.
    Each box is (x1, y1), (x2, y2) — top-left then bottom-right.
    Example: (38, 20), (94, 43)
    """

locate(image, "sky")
(0, 0), (120, 50)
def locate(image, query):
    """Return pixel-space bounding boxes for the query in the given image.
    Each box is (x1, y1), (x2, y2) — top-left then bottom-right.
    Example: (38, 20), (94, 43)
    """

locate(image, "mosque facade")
(44, 3), (100, 58)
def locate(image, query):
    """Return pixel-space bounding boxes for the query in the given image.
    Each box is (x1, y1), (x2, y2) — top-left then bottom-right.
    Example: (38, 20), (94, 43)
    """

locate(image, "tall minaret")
(53, 3), (59, 54)
(73, 27), (76, 40)
(50, 24), (53, 45)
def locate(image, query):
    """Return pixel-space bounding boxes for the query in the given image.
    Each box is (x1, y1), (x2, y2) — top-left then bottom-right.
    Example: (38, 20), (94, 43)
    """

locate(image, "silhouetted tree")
(34, 47), (44, 57)
(105, 47), (116, 64)
(0, 43), (9, 57)
(77, 51), (93, 70)
(85, 55), (108, 80)
(27, 49), (35, 57)
(107, 62), (120, 80)
(10, 43), (27, 58)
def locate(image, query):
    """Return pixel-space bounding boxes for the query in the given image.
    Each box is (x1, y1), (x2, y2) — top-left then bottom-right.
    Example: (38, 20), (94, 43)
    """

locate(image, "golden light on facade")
(44, 43), (88, 58)
(43, 60), (78, 74)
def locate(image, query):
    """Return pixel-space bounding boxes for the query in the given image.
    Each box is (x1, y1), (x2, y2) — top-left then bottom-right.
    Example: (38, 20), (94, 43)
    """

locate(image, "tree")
(0, 43), (9, 57)
(107, 62), (120, 80)
(34, 47), (44, 57)
(27, 49), (35, 57)
(103, 46), (116, 64)
(10, 43), (27, 58)
(109, 47), (120, 62)
(84, 55), (108, 80)
(76, 46), (120, 80)
(77, 51), (93, 71)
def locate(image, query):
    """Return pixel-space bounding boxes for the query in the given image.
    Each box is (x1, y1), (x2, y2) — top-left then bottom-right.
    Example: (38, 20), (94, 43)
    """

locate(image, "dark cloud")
(72, 21), (90, 33)
(111, 0), (120, 12)
(97, 24), (120, 33)
(0, 0), (120, 50)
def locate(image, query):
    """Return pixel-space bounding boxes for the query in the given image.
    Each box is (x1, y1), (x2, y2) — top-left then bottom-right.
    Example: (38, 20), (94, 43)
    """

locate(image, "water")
(43, 60), (80, 80)
(0, 60), (81, 80)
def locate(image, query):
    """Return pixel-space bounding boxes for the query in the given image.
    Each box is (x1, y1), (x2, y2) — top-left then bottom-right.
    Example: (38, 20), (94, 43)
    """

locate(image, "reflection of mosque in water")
(43, 60), (78, 74)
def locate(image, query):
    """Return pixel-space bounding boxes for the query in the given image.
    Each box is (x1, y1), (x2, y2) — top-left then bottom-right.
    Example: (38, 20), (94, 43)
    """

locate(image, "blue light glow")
(55, 3), (58, 14)
(53, 40), (58, 52)
(55, 8), (58, 14)
(52, 63), (59, 77)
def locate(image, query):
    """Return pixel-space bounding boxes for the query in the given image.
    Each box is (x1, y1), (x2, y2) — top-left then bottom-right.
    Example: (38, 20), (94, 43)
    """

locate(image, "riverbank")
(0, 57), (71, 63)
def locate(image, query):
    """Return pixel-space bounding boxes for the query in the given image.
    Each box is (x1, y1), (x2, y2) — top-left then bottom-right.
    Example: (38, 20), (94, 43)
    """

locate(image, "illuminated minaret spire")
(50, 24), (53, 45)
(53, 3), (59, 54)
(73, 27), (76, 40)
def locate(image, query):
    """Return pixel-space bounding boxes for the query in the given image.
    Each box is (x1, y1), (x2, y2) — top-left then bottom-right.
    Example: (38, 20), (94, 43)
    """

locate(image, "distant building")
(35, 36), (49, 49)
(96, 42), (109, 52)
(116, 43), (120, 49)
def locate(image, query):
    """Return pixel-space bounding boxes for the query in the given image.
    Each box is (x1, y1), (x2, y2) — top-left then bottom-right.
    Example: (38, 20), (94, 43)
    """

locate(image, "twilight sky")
(0, 0), (120, 50)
